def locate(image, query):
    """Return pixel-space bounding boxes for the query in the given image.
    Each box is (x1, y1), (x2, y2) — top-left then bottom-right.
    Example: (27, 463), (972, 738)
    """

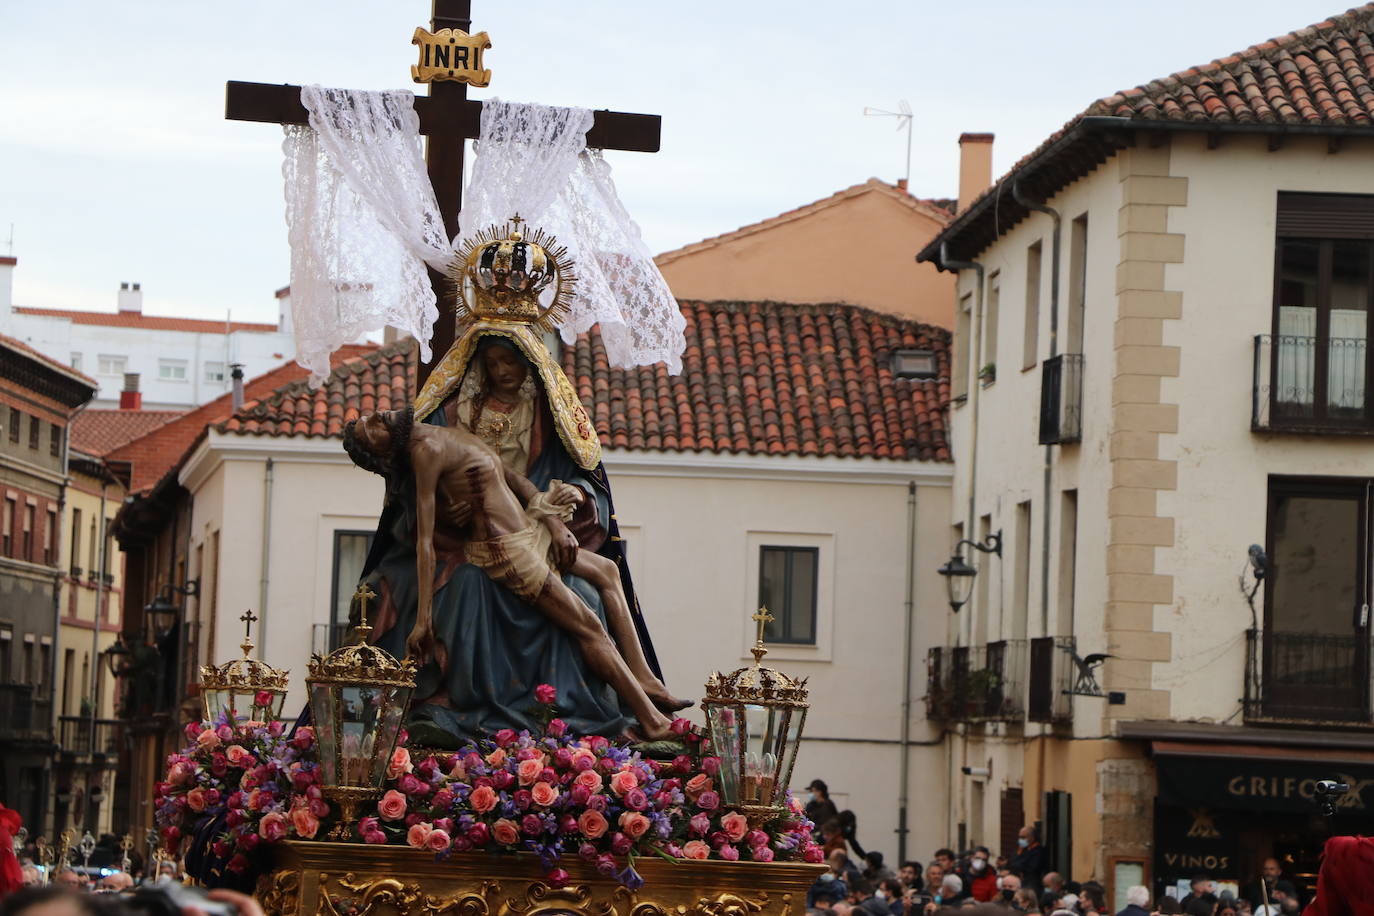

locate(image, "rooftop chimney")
(0, 256), (14, 311)
(117, 281), (143, 314)
(120, 372), (142, 410)
(896, 177), (909, 192)
(957, 132), (995, 214)
(230, 364), (245, 411)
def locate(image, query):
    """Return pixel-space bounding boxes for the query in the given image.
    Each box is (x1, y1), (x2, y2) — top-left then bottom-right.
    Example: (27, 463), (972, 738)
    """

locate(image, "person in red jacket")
(0, 804), (23, 897)
(1304, 835), (1374, 916)
(963, 847), (998, 902)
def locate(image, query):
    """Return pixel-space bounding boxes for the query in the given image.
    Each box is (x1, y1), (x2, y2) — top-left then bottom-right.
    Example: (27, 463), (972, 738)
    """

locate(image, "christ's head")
(343, 408), (414, 478)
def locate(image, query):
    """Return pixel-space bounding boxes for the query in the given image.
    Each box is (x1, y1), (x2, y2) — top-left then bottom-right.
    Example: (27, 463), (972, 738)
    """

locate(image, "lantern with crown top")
(701, 607), (810, 827)
(307, 583), (417, 838)
(199, 610), (290, 723)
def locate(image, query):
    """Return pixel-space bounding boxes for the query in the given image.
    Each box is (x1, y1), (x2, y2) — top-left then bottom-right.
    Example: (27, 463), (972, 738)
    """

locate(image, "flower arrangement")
(157, 686), (823, 888)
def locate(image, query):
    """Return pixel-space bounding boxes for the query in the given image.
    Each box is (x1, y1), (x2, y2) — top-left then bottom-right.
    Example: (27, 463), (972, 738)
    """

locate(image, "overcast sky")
(0, 0), (1349, 324)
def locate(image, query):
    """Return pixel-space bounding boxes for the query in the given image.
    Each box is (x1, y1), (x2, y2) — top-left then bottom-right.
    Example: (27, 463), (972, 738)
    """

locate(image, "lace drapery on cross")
(281, 88), (684, 385)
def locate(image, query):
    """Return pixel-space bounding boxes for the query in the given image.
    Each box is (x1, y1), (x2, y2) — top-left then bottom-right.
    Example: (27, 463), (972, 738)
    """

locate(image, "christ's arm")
(409, 442), (442, 661)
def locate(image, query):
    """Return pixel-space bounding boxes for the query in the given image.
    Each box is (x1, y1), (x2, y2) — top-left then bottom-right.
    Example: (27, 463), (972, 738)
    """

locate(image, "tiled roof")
(922, 3), (1374, 263)
(71, 409), (185, 456)
(108, 344), (379, 493)
(1088, 4), (1374, 126)
(656, 179), (953, 265)
(12, 306), (280, 334)
(209, 303), (951, 463)
(217, 341), (415, 438)
(0, 332), (99, 389)
(564, 301), (951, 462)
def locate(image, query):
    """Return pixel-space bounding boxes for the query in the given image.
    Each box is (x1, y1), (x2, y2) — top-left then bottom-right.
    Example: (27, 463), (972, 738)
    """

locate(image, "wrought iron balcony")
(0, 684), (53, 743)
(1244, 628), (1373, 725)
(1027, 636), (1076, 724)
(925, 640), (1028, 723)
(57, 715), (125, 757)
(1253, 334), (1373, 433)
(1039, 354), (1084, 444)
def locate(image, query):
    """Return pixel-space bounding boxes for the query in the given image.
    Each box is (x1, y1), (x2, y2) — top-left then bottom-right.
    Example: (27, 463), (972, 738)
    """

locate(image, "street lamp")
(936, 531), (1003, 613)
(103, 637), (132, 679)
(144, 580), (199, 638)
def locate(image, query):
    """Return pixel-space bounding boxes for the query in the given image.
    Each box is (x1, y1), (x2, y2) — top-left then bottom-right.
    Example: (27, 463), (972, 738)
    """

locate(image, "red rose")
(535, 684), (557, 705)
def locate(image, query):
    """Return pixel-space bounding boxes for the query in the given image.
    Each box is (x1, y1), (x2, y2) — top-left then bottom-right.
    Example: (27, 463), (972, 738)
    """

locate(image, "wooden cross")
(225, 0), (663, 387)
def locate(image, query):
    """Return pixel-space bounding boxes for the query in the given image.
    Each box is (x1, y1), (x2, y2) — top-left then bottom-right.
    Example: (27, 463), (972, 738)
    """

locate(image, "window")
(0, 627), (10, 682)
(38, 642), (50, 695)
(70, 353), (82, 372)
(7, 408), (17, 444)
(1024, 240), (1043, 369)
(954, 293), (973, 400)
(2, 498), (12, 556)
(331, 531), (375, 651)
(43, 508), (56, 565)
(88, 515), (97, 572)
(70, 508), (82, 573)
(28, 416), (38, 450)
(21, 639), (34, 685)
(982, 271), (1000, 383)
(1057, 490), (1078, 637)
(1067, 214), (1089, 355)
(22, 504), (34, 560)
(159, 359), (188, 382)
(758, 546), (818, 645)
(97, 355), (126, 377)
(204, 362), (226, 384)
(1011, 501), (1031, 640)
(49, 422), (60, 458)
(62, 649), (74, 715)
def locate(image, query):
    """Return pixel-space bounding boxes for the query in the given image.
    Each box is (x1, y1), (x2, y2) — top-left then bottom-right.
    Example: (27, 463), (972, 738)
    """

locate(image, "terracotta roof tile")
(13, 306), (280, 334)
(71, 409), (185, 456)
(562, 301), (951, 462)
(0, 332), (99, 389)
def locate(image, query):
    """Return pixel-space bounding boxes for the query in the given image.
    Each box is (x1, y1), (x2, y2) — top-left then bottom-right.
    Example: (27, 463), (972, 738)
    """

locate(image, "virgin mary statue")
(356, 266), (680, 746)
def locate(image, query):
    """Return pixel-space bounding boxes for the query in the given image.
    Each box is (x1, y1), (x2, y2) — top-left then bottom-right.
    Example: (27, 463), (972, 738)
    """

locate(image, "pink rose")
(623, 787), (649, 811)
(407, 823), (433, 848)
(196, 729), (222, 750)
(168, 761), (195, 786)
(427, 829), (451, 852)
(254, 690), (274, 708)
(689, 813), (711, 836)
(609, 770), (639, 796)
(575, 769), (603, 792)
(215, 724), (233, 741)
(469, 785), (498, 813)
(803, 844), (825, 864)
(578, 809), (608, 839)
(377, 789), (408, 821)
(467, 822), (490, 846)
(610, 832), (632, 855)
(682, 840), (710, 860)
(432, 788), (455, 811)
(570, 748), (596, 771)
(291, 727), (315, 751)
(517, 757), (543, 786)
(494, 728), (517, 747)
(535, 683), (557, 705)
(486, 748), (507, 767)
(697, 790), (720, 811)
(185, 788), (207, 812)
(547, 867), (569, 889)
(719, 844), (739, 861)
(546, 718), (567, 738)
(752, 845), (774, 862)
(492, 818), (520, 846)
(184, 721), (204, 740)
(701, 756), (721, 776)
(258, 811), (288, 842)
(619, 811), (650, 839)
(364, 830), (388, 845)
(397, 773), (425, 795)
(225, 745), (254, 767)
(290, 807), (320, 839)
(531, 781), (559, 807)
(720, 812), (749, 843)
(387, 747), (412, 779)
(746, 829), (769, 848)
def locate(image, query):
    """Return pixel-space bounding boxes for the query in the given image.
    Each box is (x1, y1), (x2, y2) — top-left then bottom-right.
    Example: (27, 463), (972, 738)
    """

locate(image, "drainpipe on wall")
(1012, 180), (1063, 638)
(52, 400), (88, 833)
(896, 480), (919, 865)
(258, 458), (274, 659)
(88, 476), (108, 761)
(937, 241), (986, 648)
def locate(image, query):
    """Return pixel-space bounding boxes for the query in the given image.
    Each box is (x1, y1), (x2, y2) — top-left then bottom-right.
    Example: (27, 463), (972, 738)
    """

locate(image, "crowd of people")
(801, 781), (1310, 916)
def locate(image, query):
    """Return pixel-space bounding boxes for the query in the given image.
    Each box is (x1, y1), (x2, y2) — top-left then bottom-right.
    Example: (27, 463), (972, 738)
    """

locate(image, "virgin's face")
(482, 345), (529, 398)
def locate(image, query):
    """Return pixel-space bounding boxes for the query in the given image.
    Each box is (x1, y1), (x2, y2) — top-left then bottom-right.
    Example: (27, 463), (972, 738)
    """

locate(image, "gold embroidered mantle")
(255, 841), (822, 916)
(413, 320), (602, 471)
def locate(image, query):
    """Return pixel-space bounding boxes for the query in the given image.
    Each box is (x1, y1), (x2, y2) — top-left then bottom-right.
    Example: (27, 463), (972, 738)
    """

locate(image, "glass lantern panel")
(310, 684), (341, 785)
(368, 687), (410, 784)
(203, 688), (232, 726)
(741, 704), (782, 805)
(780, 707), (807, 802)
(705, 704), (741, 804)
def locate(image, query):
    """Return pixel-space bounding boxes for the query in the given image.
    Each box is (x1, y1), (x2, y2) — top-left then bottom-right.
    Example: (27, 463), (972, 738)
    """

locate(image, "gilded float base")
(255, 841), (823, 916)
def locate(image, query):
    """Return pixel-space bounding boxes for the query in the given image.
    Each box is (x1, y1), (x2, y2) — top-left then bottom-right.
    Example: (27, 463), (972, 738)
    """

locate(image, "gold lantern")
(199, 610), (289, 723)
(701, 608), (810, 826)
(306, 584), (416, 839)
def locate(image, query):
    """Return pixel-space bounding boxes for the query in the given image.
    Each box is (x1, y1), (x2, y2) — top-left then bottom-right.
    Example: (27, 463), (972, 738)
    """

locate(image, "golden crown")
(447, 215), (577, 332)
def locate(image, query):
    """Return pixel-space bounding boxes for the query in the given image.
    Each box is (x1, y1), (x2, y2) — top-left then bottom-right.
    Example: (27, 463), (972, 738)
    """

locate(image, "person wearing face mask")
(807, 780), (840, 830)
(962, 848), (997, 902)
(1009, 827), (1047, 891)
(997, 871), (1023, 907)
(874, 879), (906, 916)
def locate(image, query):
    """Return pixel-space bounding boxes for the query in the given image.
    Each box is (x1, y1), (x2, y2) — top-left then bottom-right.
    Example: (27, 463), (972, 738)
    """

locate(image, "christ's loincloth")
(463, 481), (579, 602)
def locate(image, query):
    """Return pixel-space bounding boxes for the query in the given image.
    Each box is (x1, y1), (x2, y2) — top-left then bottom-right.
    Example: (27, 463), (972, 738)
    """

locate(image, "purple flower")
(616, 865), (645, 891)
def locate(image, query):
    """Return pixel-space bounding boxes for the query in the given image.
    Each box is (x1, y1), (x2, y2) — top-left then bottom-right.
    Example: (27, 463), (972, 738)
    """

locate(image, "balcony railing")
(1244, 628), (1373, 725)
(1039, 354), (1084, 444)
(1253, 334), (1373, 433)
(0, 684), (53, 742)
(926, 640), (1028, 723)
(1027, 636), (1076, 723)
(57, 715), (124, 757)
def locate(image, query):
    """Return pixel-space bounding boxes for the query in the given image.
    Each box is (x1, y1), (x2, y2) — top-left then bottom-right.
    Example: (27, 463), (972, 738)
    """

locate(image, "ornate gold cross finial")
(239, 609), (258, 657)
(750, 606), (775, 664)
(353, 583), (378, 638)
(509, 213), (525, 233)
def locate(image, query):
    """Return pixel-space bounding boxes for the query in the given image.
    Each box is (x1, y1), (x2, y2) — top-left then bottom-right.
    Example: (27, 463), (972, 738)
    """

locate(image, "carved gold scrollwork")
(257, 869), (302, 916)
(696, 893), (767, 916)
(318, 872), (497, 916)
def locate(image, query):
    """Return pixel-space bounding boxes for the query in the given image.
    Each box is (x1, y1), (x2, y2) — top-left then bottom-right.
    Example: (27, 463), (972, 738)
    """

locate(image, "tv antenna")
(864, 100), (913, 187)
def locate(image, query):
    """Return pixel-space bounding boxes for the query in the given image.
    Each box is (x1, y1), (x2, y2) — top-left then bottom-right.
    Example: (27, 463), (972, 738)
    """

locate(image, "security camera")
(1248, 544), (1268, 580)
(961, 766), (990, 777)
